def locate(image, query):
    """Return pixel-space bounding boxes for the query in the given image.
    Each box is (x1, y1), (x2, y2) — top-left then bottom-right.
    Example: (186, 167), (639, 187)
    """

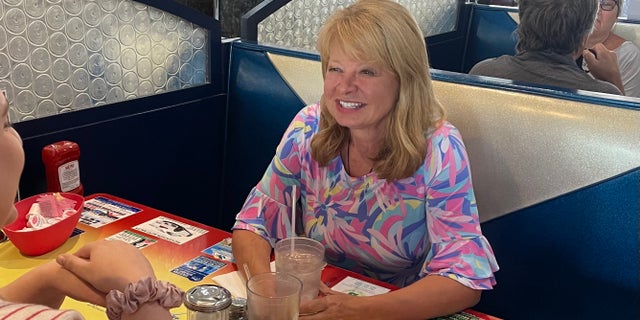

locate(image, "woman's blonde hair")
(310, 0), (445, 180)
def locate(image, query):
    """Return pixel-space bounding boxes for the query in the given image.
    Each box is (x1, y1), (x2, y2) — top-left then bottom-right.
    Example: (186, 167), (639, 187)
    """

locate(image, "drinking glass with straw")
(274, 184), (326, 301)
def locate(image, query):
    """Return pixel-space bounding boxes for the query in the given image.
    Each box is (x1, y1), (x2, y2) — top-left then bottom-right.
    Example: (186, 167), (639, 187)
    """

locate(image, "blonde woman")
(232, 1), (499, 319)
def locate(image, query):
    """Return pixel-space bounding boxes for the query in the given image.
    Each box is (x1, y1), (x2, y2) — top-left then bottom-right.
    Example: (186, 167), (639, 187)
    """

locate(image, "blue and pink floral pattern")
(233, 103), (499, 289)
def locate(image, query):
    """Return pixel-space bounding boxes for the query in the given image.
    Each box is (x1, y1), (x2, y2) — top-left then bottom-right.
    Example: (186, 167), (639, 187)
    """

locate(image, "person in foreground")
(231, 1), (499, 319)
(469, 0), (623, 95)
(583, 0), (640, 97)
(0, 92), (183, 319)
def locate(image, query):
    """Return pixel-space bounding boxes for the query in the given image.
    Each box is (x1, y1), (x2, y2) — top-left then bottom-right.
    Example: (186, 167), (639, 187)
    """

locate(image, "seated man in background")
(469, 0), (623, 96)
(583, 0), (640, 97)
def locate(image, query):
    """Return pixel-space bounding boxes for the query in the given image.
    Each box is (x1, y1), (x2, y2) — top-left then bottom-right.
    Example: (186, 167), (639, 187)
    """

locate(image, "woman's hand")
(57, 240), (177, 320)
(584, 43), (625, 94)
(56, 239), (156, 294)
(299, 289), (366, 320)
(299, 275), (481, 320)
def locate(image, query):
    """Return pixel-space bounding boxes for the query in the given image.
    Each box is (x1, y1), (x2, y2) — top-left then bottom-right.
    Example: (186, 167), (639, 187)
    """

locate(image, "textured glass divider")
(0, 0), (211, 123)
(247, 0), (459, 53)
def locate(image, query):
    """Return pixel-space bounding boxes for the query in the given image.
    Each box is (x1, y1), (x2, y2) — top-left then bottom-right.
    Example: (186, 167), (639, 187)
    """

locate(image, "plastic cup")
(246, 272), (302, 320)
(275, 237), (325, 301)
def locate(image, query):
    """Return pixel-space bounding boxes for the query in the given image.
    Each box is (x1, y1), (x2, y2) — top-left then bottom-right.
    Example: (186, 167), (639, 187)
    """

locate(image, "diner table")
(0, 193), (499, 320)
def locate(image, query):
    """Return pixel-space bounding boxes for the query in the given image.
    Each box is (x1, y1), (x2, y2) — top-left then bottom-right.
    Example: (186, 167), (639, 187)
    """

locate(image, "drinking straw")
(291, 185), (296, 255)
(243, 263), (251, 281)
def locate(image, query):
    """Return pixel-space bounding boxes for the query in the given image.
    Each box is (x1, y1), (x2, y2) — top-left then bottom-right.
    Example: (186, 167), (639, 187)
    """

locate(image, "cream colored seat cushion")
(613, 22), (640, 48)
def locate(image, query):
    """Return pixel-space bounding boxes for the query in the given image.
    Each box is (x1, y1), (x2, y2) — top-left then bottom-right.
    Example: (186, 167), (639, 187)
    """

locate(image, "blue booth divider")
(462, 5), (518, 73)
(220, 41), (314, 228)
(478, 170), (639, 319)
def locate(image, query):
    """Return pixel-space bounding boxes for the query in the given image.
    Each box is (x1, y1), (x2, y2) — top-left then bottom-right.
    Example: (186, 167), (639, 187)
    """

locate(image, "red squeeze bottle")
(42, 141), (84, 196)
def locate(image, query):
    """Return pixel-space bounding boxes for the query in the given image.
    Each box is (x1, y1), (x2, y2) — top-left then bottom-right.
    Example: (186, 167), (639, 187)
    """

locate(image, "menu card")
(330, 276), (391, 296)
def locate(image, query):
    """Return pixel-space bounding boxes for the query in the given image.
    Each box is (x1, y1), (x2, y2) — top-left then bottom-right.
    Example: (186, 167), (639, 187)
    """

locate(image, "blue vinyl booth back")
(221, 41), (639, 320)
(220, 42), (315, 228)
(463, 5), (518, 72)
(479, 170), (638, 319)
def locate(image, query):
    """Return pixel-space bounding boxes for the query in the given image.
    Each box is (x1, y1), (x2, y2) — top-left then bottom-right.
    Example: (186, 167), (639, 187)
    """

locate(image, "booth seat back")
(435, 75), (639, 319)
(223, 41), (639, 319)
(614, 22), (640, 47)
(463, 5), (518, 72)
(15, 87), (227, 225)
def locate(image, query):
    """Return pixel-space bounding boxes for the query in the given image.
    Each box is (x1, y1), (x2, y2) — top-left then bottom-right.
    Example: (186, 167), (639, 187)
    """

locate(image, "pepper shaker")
(229, 297), (246, 320)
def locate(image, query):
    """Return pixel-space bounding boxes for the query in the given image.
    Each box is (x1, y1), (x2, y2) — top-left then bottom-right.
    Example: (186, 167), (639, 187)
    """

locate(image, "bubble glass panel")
(0, 0), (210, 123)
(257, 0), (459, 52)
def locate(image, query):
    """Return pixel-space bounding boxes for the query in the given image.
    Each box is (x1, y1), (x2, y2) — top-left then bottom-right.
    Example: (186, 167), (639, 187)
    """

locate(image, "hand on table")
(299, 282), (367, 320)
(56, 239), (156, 295)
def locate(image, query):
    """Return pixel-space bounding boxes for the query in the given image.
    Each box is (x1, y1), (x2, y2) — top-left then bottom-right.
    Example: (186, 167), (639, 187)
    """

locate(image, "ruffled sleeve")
(421, 123), (499, 289)
(424, 235), (499, 289)
(233, 104), (318, 246)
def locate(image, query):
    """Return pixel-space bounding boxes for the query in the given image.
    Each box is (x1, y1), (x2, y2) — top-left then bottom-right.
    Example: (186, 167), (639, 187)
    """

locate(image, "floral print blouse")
(233, 103), (499, 289)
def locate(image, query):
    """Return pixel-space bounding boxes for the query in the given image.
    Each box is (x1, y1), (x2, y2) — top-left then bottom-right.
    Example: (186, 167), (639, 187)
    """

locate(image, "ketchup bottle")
(42, 141), (84, 196)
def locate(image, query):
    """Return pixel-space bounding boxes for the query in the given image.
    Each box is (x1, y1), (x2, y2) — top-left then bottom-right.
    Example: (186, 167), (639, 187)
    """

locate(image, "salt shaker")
(184, 284), (232, 320)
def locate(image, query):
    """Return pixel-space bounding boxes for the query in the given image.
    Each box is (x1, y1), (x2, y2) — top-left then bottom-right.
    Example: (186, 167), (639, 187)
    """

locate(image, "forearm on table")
(0, 261), (106, 308)
(232, 229), (273, 279)
(121, 301), (173, 320)
(0, 262), (67, 308)
(358, 275), (481, 320)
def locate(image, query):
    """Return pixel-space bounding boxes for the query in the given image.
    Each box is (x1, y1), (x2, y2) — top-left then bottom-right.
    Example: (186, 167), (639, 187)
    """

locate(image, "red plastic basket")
(2, 193), (84, 256)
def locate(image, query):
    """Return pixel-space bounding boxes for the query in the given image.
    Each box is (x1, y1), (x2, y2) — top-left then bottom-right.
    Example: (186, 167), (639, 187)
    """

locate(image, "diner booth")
(5, 0), (639, 319)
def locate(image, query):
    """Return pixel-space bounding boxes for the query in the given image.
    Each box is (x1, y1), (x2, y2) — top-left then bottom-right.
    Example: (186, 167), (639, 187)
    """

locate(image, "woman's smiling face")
(0, 91), (24, 227)
(322, 45), (400, 133)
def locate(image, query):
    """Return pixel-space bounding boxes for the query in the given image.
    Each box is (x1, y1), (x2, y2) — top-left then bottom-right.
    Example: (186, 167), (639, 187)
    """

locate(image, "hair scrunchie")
(106, 277), (184, 320)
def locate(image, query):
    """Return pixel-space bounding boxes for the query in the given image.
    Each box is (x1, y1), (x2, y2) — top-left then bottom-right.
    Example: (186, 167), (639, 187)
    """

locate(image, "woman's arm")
(56, 240), (179, 320)
(232, 107), (316, 279)
(122, 301), (173, 320)
(300, 274), (480, 320)
(0, 260), (104, 308)
(232, 229), (273, 280)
